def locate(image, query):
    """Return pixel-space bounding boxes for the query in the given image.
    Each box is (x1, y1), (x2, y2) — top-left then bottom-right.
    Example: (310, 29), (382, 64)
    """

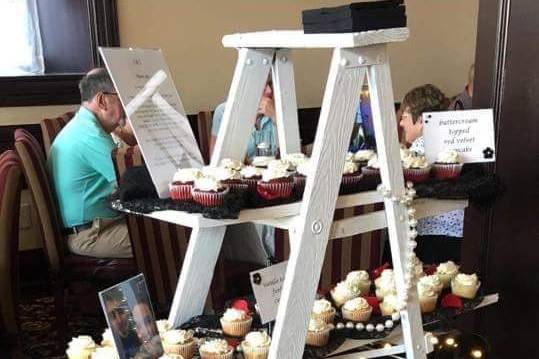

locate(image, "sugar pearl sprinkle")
(376, 182), (419, 311)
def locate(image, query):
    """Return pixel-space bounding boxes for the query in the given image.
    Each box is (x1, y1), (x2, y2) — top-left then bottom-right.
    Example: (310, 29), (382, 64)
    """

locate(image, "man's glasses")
(102, 91), (119, 96)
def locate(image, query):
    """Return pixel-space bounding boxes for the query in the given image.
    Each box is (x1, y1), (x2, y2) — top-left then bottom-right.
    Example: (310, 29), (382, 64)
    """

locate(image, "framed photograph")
(99, 274), (164, 358)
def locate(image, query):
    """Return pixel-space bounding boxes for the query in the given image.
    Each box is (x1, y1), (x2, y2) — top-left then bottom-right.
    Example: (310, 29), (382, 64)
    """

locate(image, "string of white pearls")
(377, 181), (419, 311)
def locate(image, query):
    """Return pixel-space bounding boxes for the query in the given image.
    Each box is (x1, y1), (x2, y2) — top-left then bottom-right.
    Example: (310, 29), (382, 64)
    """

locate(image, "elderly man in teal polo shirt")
(48, 68), (133, 258)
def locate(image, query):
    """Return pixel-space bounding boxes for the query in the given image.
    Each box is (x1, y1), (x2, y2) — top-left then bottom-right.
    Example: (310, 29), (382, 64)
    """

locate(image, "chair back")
(0, 151), (23, 339)
(14, 129), (65, 277)
(40, 111), (75, 158)
(196, 111), (213, 164)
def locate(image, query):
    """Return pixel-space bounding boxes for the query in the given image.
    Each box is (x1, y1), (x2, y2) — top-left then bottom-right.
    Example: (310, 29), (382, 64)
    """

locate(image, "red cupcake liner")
(223, 180), (249, 193)
(340, 172), (363, 189)
(192, 188), (229, 207)
(242, 177), (261, 192)
(361, 166), (380, 177)
(293, 175), (306, 195)
(432, 163), (463, 180)
(403, 166), (431, 183)
(169, 183), (193, 201)
(256, 179), (294, 200)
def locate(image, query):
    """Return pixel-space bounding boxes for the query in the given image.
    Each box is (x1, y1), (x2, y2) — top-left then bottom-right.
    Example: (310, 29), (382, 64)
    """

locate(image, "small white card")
(423, 109), (496, 164)
(250, 261), (287, 324)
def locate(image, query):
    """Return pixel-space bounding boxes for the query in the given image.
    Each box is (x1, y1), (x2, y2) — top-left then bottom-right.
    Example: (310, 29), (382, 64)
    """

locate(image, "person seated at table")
(47, 67), (133, 258)
(398, 84), (463, 264)
(210, 76), (277, 160)
(450, 63), (475, 110)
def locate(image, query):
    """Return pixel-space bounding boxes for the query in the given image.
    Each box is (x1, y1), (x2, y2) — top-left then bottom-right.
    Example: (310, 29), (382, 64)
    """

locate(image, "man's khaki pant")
(67, 216), (133, 258)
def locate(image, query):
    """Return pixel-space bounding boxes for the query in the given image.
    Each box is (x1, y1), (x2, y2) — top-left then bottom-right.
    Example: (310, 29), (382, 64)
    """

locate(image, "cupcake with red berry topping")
(191, 176), (229, 207)
(256, 166), (294, 200)
(220, 307), (253, 337)
(432, 149), (463, 179)
(169, 168), (202, 201)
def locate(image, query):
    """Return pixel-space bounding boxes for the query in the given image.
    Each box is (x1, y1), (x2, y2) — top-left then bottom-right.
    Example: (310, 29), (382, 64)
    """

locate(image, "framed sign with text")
(99, 47), (204, 198)
(423, 109), (496, 164)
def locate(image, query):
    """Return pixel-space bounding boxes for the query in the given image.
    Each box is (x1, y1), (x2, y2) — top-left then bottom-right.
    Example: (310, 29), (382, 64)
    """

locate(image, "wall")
(117, 0), (479, 112)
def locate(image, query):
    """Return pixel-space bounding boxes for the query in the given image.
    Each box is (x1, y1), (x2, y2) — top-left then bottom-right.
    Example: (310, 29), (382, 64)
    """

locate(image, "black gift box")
(302, 0), (407, 34)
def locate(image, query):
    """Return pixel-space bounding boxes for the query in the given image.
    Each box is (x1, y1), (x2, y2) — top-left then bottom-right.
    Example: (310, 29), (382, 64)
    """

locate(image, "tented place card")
(423, 109), (496, 164)
(250, 261), (287, 324)
(100, 47), (203, 198)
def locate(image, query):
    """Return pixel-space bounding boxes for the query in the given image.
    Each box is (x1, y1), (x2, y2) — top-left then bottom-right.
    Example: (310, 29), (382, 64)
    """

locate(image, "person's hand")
(257, 95), (276, 121)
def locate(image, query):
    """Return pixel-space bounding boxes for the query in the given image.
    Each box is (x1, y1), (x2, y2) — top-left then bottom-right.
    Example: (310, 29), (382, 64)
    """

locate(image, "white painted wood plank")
(330, 210), (387, 239)
(272, 49), (301, 155)
(210, 48), (275, 165)
(368, 50), (426, 359)
(168, 226), (226, 327)
(269, 48), (366, 359)
(222, 28), (409, 49)
(331, 344), (406, 359)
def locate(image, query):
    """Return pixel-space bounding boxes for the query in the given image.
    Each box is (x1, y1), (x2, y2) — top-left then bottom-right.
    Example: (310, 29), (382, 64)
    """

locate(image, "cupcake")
(91, 346), (119, 359)
(267, 159), (294, 173)
(330, 280), (361, 308)
(411, 256), (425, 279)
(203, 166), (247, 193)
(169, 168), (202, 201)
(66, 335), (97, 359)
(345, 270), (371, 296)
(100, 328), (115, 347)
(436, 261), (459, 288)
(162, 329), (196, 359)
(241, 330), (271, 359)
(282, 152), (308, 170)
(341, 160), (363, 190)
(375, 269), (396, 300)
(417, 282), (438, 313)
(220, 307), (253, 337)
(341, 297), (373, 322)
(418, 275), (443, 295)
(451, 273), (481, 299)
(402, 154), (431, 183)
(311, 299), (336, 324)
(305, 318), (333, 347)
(251, 156), (276, 168)
(293, 159), (310, 195)
(432, 149), (463, 179)
(199, 339), (234, 359)
(353, 149), (375, 167)
(380, 294), (400, 316)
(192, 176), (229, 207)
(257, 167), (293, 200)
(159, 355), (185, 359)
(362, 154), (380, 177)
(241, 166), (264, 192)
(220, 158), (243, 171)
(156, 319), (172, 337)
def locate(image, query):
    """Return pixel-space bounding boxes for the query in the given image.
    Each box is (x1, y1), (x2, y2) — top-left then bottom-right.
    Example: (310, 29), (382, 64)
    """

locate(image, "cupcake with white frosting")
(345, 270), (372, 296)
(305, 318), (333, 347)
(417, 282), (438, 313)
(380, 294), (400, 316)
(241, 330), (271, 359)
(169, 168), (202, 201)
(220, 158), (243, 171)
(156, 319), (172, 337)
(418, 274), (443, 295)
(375, 269), (397, 300)
(330, 280), (361, 308)
(402, 153), (431, 183)
(256, 166), (293, 200)
(282, 152), (308, 170)
(341, 297), (373, 322)
(100, 328), (115, 348)
(451, 273), (481, 299)
(436, 261), (459, 288)
(199, 338), (233, 359)
(433, 149), (463, 179)
(203, 166), (246, 193)
(293, 159), (311, 195)
(162, 329), (196, 359)
(251, 155), (276, 168)
(191, 176), (229, 207)
(241, 166), (264, 192)
(353, 149), (375, 167)
(220, 307), (253, 337)
(159, 354), (184, 359)
(66, 335), (97, 359)
(91, 346), (119, 359)
(311, 299), (336, 323)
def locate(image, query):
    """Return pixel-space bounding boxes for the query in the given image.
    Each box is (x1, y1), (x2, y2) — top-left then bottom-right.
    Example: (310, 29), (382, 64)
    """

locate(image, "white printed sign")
(99, 47), (204, 198)
(250, 261), (287, 324)
(423, 109), (496, 164)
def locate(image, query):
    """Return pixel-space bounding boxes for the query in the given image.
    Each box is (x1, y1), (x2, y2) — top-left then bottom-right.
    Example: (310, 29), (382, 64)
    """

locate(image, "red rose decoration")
(365, 296), (381, 315)
(225, 337), (241, 349)
(441, 293), (463, 309)
(231, 299), (250, 314)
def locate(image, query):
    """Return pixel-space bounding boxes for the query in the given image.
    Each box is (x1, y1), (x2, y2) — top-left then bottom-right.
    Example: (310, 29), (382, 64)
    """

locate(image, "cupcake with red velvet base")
(169, 168), (203, 201)
(241, 166), (263, 192)
(341, 159), (363, 190)
(192, 176), (229, 207)
(402, 154), (431, 183)
(432, 149), (463, 179)
(293, 160), (310, 195)
(203, 166), (247, 193)
(257, 167), (293, 200)
(361, 154), (381, 177)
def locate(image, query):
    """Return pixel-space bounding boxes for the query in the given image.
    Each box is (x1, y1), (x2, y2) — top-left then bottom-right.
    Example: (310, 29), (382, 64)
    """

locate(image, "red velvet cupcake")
(169, 168), (203, 201)
(257, 167), (293, 200)
(191, 176), (229, 207)
(432, 149), (463, 180)
(341, 160), (363, 190)
(240, 166), (263, 192)
(203, 166), (246, 193)
(402, 155), (431, 183)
